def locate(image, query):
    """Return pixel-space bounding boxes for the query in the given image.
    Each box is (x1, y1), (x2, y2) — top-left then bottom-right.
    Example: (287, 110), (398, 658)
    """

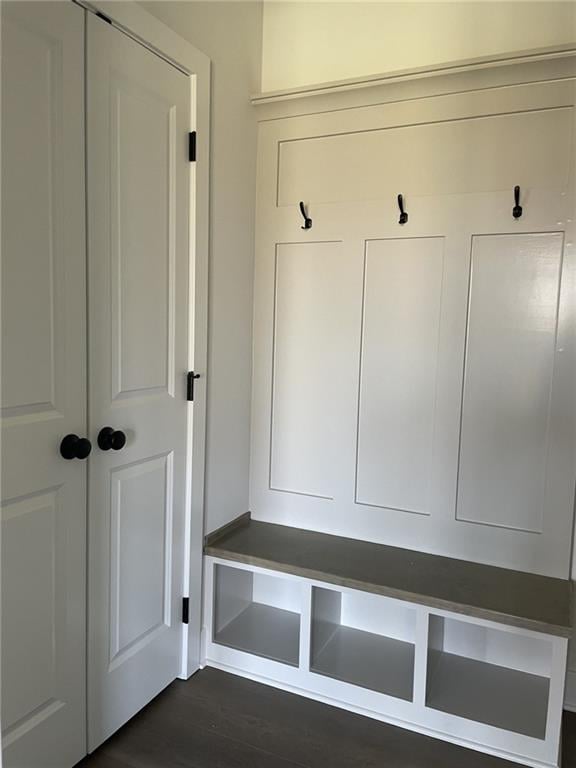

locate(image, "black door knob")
(60, 434), (92, 460)
(98, 427), (127, 451)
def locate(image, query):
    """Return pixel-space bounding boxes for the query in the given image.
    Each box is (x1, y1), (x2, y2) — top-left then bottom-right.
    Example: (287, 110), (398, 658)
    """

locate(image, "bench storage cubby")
(213, 563), (301, 666)
(310, 586), (416, 701)
(203, 520), (571, 768)
(426, 614), (552, 739)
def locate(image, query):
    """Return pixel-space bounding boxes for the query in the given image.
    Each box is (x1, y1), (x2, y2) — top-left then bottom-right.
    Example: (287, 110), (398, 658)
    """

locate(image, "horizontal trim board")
(252, 45), (576, 105)
(205, 519), (572, 637)
(253, 61), (576, 126)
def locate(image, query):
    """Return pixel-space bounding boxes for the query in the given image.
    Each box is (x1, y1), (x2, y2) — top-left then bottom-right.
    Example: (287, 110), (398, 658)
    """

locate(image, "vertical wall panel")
(356, 238), (445, 514)
(457, 232), (563, 532)
(270, 242), (344, 499)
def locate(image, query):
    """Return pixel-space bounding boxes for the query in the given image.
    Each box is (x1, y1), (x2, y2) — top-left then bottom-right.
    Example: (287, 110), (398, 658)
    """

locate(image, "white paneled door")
(1, 3), (87, 767)
(2, 4), (195, 765)
(86, 14), (191, 749)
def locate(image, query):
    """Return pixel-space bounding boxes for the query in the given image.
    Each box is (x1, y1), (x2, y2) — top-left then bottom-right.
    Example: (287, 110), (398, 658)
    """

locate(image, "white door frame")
(75, 0), (210, 680)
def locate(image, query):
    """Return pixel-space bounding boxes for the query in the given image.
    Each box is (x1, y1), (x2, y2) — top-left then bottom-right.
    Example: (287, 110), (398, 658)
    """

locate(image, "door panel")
(2, 8), (64, 415)
(3, 492), (60, 729)
(87, 14), (190, 748)
(1, 3), (87, 766)
(109, 454), (173, 663)
(110, 77), (175, 398)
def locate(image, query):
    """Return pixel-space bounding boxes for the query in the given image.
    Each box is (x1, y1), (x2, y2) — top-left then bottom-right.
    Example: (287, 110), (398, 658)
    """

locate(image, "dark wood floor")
(78, 668), (576, 768)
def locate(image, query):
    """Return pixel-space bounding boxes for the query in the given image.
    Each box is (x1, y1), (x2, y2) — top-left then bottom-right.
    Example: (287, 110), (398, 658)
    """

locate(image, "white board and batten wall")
(250, 57), (576, 582)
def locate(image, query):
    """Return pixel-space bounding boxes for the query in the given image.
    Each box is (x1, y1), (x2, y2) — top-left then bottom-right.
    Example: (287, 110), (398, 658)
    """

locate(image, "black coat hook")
(299, 201), (312, 230)
(397, 194), (408, 225)
(513, 185), (523, 219)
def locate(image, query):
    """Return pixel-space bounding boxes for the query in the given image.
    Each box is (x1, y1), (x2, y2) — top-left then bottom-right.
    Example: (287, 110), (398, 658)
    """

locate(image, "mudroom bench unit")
(203, 517), (572, 768)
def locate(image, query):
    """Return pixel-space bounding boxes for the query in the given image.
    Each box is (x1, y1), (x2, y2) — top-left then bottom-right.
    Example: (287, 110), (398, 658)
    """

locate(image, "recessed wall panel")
(270, 242), (344, 499)
(457, 233), (563, 532)
(356, 238), (444, 514)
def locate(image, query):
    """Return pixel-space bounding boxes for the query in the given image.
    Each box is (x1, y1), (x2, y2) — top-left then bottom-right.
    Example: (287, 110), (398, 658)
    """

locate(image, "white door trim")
(75, 0), (210, 680)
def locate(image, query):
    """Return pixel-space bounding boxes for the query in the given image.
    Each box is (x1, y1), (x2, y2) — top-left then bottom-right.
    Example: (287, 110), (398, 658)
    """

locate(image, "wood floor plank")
(133, 669), (519, 768)
(79, 669), (574, 768)
(563, 712), (576, 768)
(76, 753), (132, 768)
(83, 688), (307, 768)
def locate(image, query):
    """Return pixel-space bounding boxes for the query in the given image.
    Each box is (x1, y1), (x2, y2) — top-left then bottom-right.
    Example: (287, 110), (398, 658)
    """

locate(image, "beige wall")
(140, 1), (263, 533)
(261, 1), (576, 92)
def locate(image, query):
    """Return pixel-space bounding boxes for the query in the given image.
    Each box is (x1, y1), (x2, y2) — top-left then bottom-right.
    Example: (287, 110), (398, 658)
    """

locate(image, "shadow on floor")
(78, 667), (576, 768)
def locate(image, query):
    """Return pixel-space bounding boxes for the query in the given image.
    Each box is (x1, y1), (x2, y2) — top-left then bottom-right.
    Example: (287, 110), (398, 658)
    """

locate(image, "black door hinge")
(189, 131), (197, 162)
(182, 597), (189, 624)
(187, 371), (200, 401)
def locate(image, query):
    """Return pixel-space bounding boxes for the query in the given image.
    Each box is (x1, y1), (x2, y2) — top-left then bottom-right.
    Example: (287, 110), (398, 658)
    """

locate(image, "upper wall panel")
(278, 108), (571, 207)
